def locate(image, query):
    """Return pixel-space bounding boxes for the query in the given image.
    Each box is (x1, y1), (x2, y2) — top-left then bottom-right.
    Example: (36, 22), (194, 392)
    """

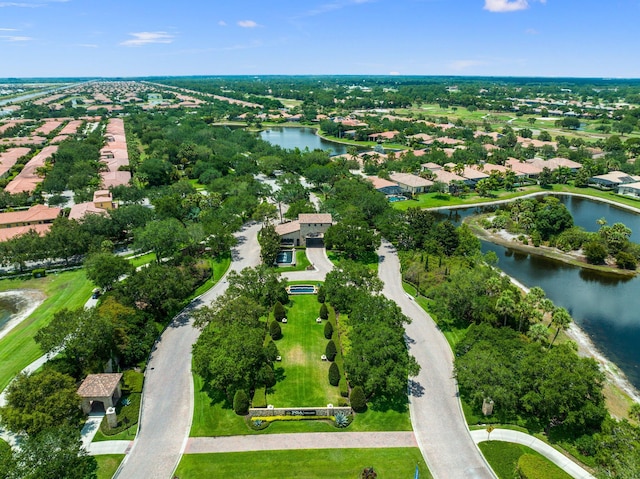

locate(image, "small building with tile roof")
(77, 373), (123, 414)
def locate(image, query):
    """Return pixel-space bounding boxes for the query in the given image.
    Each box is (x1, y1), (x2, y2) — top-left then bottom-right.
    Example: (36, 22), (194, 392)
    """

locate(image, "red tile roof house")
(275, 213), (333, 247)
(5, 145), (58, 194)
(0, 204), (61, 242)
(365, 176), (402, 195)
(389, 172), (433, 195)
(368, 131), (400, 142)
(505, 158), (543, 179)
(69, 190), (116, 220)
(0, 147), (30, 178)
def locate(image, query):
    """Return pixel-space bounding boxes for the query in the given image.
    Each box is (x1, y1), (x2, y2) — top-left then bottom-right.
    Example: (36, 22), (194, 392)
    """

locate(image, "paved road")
(115, 222), (262, 479)
(281, 245), (333, 282)
(186, 431), (416, 454)
(470, 429), (595, 479)
(377, 239), (495, 479)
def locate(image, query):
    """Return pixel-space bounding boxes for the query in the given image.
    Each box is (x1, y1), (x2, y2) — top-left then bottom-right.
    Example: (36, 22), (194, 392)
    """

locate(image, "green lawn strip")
(275, 249), (311, 272)
(95, 454), (125, 479)
(127, 252), (156, 268)
(175, 448), (430, 479)
(327, 251), (379, 272)
(0, 270), (93, 390)
(188, 255), (232, 300)
(478, 441), (572, 479)
(267, 294), (342, 407)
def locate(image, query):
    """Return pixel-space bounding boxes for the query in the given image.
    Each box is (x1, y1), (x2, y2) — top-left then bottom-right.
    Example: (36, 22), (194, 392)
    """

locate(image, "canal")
(438, 194), (640, 390)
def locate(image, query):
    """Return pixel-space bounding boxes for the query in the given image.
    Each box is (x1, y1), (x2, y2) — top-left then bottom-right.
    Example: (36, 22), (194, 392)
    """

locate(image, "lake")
(260, 127), (348, 156)
(438, 194), (640, 390)
(0, 293), (26, 332)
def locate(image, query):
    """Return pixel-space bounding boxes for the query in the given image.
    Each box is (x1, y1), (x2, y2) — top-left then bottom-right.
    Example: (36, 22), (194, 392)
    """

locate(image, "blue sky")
(1, 0), (639, 78)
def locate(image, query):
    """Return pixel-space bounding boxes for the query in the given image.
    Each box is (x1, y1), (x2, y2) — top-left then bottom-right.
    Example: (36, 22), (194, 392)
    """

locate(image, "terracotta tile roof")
(35, 120), (63, 135)
(389, 172), (433, 188)
(366, 176), (399, 190)
(100, 171), (131, 188)
(299, 213), (332, 224)
(77, 373), (123, 398)
(0, 147), (30, 177)
(5, 145), (58, 194)
(474, 163), (508, 174)
(506, 158), (543, 176)
(432, 170), (466, 184)
(0, 204), (61, 227)
(462, 166), (490, 181)
(421, 162), (442, 171)
(0, 224), (52, 242)
(68, 202), (108, 220)
(275, 220), (300, 235)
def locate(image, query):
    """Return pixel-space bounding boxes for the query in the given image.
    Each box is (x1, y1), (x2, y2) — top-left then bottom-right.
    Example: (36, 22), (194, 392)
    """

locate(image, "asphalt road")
(115, 222), (262, 479)
(377, 239), (495, 479)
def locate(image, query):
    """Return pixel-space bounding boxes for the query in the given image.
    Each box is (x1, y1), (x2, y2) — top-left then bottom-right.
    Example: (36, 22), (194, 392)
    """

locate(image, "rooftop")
(77, 373), (123, 398)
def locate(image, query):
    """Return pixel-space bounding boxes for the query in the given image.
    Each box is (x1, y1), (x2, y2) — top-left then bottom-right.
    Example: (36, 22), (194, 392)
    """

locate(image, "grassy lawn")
(267, 294), (342, 407)
(327, 251), (379, 272)
(0, 269), (93, 390)
(275, 249), (311, 272)
(175, 448), (430, 479)
(188, 255), (232, 301)
(478, 441), (572, 479)
(95, 454), (125, 479)
(94, 370), (143, 442)
(127, 252), (156, 268)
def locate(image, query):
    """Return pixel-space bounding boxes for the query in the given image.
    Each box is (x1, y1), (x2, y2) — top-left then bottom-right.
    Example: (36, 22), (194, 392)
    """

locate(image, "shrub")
(339, 378), (348, 397)
(350, 385), (367, 412)
(616, 251), (637, 270)
(32, 268), (46, 278)
(317, 286), (326, 303)
(360, 466), (377, 479)
(265, 340), (279, 361)
(584, 240), (607, 264)
(269, 320), (282, 340)
(273, 301), (286, 321)
(324, 321), (334, 340)
(517, 453), (569, 479)
(260, 364), (276, 388)
(531, 231), (541, 247)
(334, 411), (349, 428)
(328, 362), (340, 386)
(233, 389), (249, 415)
(319, 303), (329, 320)
(325, 339), (337, 361)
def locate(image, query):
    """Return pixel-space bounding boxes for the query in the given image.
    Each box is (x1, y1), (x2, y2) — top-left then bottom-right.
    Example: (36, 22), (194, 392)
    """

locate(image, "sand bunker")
(0, 289), (46, 341)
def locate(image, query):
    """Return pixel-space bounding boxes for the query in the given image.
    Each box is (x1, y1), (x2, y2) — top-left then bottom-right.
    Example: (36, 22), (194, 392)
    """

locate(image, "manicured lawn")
(267, 294), (342, 407)
(95, 454), (125, 479)
(327, 251), (379, 272)
(189, 255), (232, 300)
(0, 269), (93, 390)
(94, 370), (143, 441)
(478, 441), (572, 479)
(275, 249), (311, 272)
(127, 252), (156, 268)
(175, 448), (430, 479)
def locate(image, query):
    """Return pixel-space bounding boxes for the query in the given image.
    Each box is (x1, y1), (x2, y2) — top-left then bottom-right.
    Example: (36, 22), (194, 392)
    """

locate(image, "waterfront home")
(389, 172), (433, 195)
(590, 171), (640, 190)
(366, 176), (402, 195)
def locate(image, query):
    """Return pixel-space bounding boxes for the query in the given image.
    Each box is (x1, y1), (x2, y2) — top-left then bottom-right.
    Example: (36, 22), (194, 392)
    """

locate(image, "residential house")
(0, 204), (61, 241)
(618, 182), (640, 198)
(366, 176), (401, 195)
(275, 213), (333, 247)
(69, 190), (116, 220)
(389, 172), (433, 195)
(368, 131), (400, 143)
(590, 171), (640, 189)
(506, 158), (543, 179)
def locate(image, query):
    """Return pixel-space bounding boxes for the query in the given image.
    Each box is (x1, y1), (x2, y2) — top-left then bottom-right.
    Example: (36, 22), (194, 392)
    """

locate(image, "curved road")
(115, 222), (262, 479)
(377, 239), (495, 479)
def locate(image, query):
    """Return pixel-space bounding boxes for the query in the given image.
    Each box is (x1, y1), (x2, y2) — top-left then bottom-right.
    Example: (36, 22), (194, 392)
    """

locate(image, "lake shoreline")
(0, 289), (46, 341)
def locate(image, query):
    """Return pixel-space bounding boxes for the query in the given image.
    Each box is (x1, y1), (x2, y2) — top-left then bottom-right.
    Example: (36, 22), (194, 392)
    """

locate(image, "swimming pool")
(286, 284), (318, 294)
(276, 249), (295, 265)
(387, 195), (407, 202)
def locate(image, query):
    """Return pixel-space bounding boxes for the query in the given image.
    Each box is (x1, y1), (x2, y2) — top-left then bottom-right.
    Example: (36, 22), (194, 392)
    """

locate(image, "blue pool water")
(288, 285), (317, 294)
(277, 250), (294, 264)
(388, 195), (407, 203)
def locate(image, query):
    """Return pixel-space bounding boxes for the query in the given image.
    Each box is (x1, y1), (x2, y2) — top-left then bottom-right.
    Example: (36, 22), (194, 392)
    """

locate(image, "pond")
(0, 291), (43, 340)
(260, 127), (348, 156)
(438, 194), (640, 390)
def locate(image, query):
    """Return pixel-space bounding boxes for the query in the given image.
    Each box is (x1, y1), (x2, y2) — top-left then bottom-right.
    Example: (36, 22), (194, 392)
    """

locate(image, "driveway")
(115, 222), (262, 479)
(281, 245), (333, 282)
(377, 239), (495, 479)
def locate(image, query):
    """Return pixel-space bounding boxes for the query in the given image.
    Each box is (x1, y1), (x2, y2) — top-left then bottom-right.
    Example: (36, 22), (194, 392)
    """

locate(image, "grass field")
(95, 454), (125, 479)
(478, 441), (572, 479)
(0, 269), (93, 390)
(267, 294), (342, 407)
(175, 448), (430, 479)
(127, 252), (156, 268)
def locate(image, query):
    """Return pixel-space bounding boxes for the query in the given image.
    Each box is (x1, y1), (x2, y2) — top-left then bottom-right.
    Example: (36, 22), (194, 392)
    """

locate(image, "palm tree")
(496, 289), (516, 327)
(550, 307), (572, 345)
(528, 323), (549, 344)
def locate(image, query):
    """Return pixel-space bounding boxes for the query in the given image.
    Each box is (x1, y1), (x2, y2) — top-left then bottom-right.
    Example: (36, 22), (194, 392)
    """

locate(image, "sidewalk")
(469, 429), (596, 479)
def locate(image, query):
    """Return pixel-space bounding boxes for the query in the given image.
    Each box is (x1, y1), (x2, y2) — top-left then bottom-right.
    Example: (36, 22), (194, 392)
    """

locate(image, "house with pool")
(275, 213), (333, 247)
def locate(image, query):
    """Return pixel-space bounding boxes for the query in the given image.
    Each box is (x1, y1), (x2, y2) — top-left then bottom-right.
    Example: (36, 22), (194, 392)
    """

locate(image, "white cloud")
(237, 20), (258, 28)
(449, 59), (486, 71)
(389, 71), (400, 76)
(77, 43), (98, 48)
(218, 20), (227, 26)
(0, 2), (40, 7)
(0, 28), (17, 31)
(1, 35), (31, 41)
(525, 27), (539, 34)
(484, 0), (529, 12)
(120, 31), (175, 47)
